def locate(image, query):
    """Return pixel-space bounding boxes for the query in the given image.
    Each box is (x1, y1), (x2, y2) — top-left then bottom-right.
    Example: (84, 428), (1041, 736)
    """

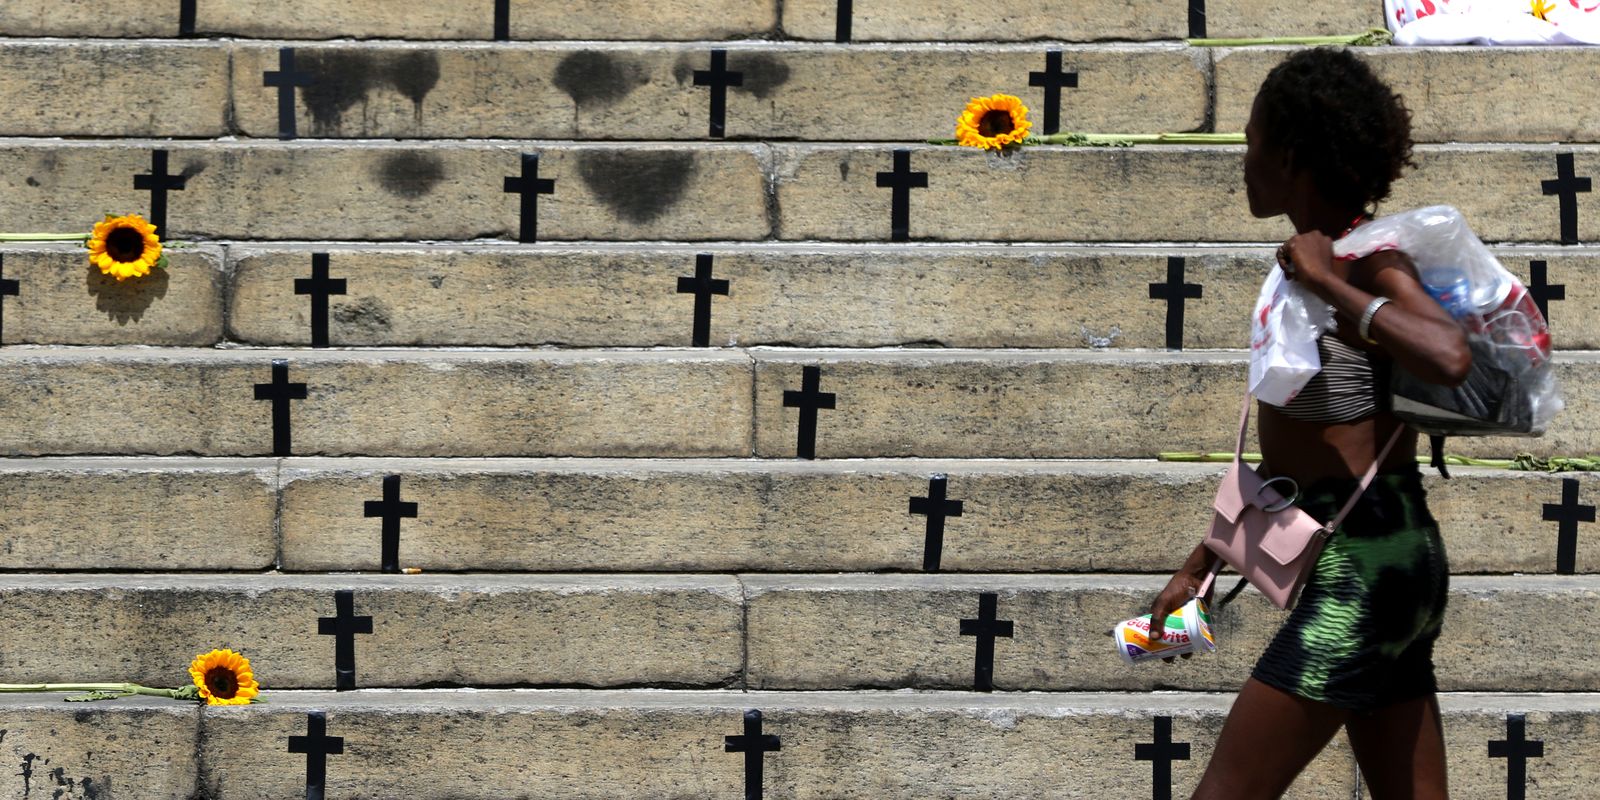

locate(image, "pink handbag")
(1197, 393), (1405, 610)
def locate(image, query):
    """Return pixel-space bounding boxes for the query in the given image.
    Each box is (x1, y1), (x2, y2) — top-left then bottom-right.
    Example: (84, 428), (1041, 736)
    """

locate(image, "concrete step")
(0, 0), (1380, 42)
(0, 41), (230, 137)
(0, 574), (743, 689)
(0, 245), (224, 346)
(742, 573), (1600, 693)
(0, 347), (752, 457)
(5, 690), (1596, 798)
(1, 348), (1593, 458)
(6, 140), (1600, 243)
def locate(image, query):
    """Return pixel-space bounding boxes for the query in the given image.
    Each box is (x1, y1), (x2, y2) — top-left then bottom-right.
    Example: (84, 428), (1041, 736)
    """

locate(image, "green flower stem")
(0, 683), (199, 701)
(1187, 29), (1393, 47)
(926, 132), (1245, 147)
(0, 234), (89, 242)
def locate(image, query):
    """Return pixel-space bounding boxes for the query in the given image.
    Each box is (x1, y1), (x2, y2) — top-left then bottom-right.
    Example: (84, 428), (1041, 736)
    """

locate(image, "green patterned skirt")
(1250, 467), (1450, 713)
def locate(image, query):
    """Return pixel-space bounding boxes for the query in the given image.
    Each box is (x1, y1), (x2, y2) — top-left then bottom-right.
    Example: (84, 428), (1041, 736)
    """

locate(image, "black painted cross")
(494, 0), (511, 40)
(503, 152), (556, 243)
(364, 475), (418, 574)
(294, 253), (346, 348)
(836, 0), (853, 42)
(263, 47), (316, 141)
(782, 365), (836, 460)
(1028, 50), (1078, 136)
(318, 589), (373, 692)
(875, 149), (928, 242)
(724, 709), (781, 800)
(178, 0), (197, 36)
(0, 254), (17, 347)
(1488, 713), (1544, 800)
(287, 711), (345, 800)
(677, 253), (730, 347)
(133, 149), (188, 239)
(1542, 153), (1592, 246)
(910, 474), (964, 572)
(1135, 716), (1191, 800)
(1543, 477), (1593, 575)
(253, 359), (308, 457)
(959, 592), (1013, 692)
(1149, 256), (1202, 351)
(1527, 260), (1565, 323)
(1189, 0), (1207, 38)
(694, 49), (744, 139)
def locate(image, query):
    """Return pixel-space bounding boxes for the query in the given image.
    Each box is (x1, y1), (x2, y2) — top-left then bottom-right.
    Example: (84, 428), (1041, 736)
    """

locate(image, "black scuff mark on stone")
(671, 57), (695, 87)
(839, 161), (849, 182)
(728, 54), (789, 100)
(80, 778), (101, 800)
(18, 753), (36, 797)
(373, 151), (446, 199)
(24, 177), (39, 188)
(576, 150), (696, 225)
(332, 296), (393, 334)
(553, 51), (647, 108)
(297, 49), (442, 135)
(179, 160), (206, 181)
(428, 275), (445, 289)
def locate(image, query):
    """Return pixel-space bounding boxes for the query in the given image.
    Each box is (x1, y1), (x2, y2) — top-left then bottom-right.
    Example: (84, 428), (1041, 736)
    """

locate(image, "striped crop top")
(1272, 334), (1385, 424)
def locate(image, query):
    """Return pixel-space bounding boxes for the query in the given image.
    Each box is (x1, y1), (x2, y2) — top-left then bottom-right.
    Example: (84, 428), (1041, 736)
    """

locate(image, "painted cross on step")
(724, 709), (781, 800)
(1028, 50), (1078, 135)
(178, 0), (197, 36)
(876, 149), (928, 242)
(959, 592), (1013, 692)
(0, 254), (17, 346)
(263, 47), (316, 141)
(364, 474), (418, 574)
(1527, 260), (1565, 323)
(318, 589), (374, 691)
(287, 711), (345, 800)
(294, 252), (346, 348)
(782, 365), (836, 460)
(910, 474), (964, 572)
(133, 149), (188, 240)
(1149, 256), (1202, 350)
(504, 152), (556, 243)
(1135, 715), (1191, 800)
(1541, 153), (1592, 245)
(694, 49), (744, 139)
(253, 359), (308, 457)
(1543, 477), (1593, 575)
(836, 0), (853, 41)
(1188, 0), (1207, 38)
(493, 0), (511, 40)
(677, 253), (729, 347)
(1488, 713), (1544, 800)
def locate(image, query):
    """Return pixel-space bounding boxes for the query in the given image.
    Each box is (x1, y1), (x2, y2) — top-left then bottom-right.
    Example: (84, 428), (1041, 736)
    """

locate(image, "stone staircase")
(0, 2), (1596, 798)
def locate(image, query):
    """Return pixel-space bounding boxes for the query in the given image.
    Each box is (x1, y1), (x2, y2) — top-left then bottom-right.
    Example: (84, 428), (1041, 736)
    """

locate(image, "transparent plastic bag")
(1333, 205), (1562, 436)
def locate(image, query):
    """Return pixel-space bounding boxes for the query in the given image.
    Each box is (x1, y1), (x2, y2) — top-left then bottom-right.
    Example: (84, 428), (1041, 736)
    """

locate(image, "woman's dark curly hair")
(1255, 47), (1415, 213)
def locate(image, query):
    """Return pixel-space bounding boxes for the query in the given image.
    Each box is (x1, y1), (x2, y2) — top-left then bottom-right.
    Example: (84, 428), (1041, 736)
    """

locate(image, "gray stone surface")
(275, 459), (1586, 575)
(0, 141), (769, 242)
(0, 42), (229, 136)
(751, 349), (1600, 459)
(0, 348), (752, 457)
(231, 43), (1206, 140)
(1216, 46), (1600, 144)
(0, 458), (276, 570)
(0, 245), (225, 346)
(0, 0), (778, 39)
(743, 574), (1600, 692)
(770, 144), (1600, 243)
(198, 689), (1357, 799)
(0, 695), (199, 799)
(0, 574), (743, 689)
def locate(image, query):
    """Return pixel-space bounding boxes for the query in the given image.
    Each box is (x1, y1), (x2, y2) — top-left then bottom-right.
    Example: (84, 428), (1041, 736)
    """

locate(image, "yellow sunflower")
(955, 94), (1033, 151)
(188, 649), (259, 706)
(86, 213), (163, 281)
(1533, 0), (1556, 19)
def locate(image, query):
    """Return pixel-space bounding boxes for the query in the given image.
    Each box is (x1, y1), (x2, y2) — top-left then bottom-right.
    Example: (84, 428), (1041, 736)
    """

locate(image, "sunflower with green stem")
(0, 213), (170, 281)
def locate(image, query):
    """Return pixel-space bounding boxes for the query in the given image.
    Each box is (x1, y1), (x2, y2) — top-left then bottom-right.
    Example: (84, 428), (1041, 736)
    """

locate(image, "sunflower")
(1533, 0), (1556, 18)
(188, 649), (259, 706)
(86, 213), (164, 281)
(955, 94), (1033, 151)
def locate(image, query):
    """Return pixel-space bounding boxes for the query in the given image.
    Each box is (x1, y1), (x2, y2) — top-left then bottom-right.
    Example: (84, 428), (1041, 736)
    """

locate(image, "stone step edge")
(20, 240), (1600, 253)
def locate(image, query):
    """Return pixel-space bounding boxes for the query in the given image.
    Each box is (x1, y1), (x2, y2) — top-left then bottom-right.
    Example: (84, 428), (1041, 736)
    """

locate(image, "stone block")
(0, 696), (199, 798)
(197, 689), (1358, 799)
(0, 348), (752, 457)
(0, 574), (743, 689)
(0, 245), (224, 346)
(0, 41), (229, 137)
(0, 458), (276, 570)
(231, 43), (1206, 140)
(743, 574), (1600, 692)
(0, 140), (770, 241)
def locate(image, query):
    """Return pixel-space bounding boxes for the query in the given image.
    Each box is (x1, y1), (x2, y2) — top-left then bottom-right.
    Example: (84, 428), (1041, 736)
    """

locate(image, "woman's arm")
(1281, 232), (1472, 387)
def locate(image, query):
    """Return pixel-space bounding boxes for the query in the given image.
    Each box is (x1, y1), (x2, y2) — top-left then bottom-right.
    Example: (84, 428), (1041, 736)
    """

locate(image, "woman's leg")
(1190, 677), (1349, 800)
(1344, 692), (1449, 800)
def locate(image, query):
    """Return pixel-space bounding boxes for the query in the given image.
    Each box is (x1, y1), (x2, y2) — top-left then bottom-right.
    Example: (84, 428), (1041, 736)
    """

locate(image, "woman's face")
(1243, 95), (1288, 219)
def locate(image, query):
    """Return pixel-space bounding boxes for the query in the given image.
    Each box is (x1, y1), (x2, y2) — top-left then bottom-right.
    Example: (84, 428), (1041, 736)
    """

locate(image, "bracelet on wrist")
(1359, 296), (1391, 344)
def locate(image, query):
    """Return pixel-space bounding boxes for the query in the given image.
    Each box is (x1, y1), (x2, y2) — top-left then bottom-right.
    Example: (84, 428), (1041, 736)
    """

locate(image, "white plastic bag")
(1249, 265), (1336, 405)
(1386, 0), (1600, 44)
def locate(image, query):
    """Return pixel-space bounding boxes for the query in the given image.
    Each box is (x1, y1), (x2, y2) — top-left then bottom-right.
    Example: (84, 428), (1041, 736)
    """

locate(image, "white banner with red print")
(1387, 0), (1600, 43)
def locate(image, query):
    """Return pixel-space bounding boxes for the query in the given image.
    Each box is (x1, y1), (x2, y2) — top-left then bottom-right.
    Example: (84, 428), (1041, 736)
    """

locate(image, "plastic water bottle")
(1420, 267), (1475, 319)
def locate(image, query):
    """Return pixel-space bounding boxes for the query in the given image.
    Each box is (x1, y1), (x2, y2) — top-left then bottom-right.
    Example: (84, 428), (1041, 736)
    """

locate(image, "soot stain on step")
(298, 49), (442, 134)
(374, 151), (446, 199)
(576, 151), (696, 225)
(728, 54), (789, 100)
(553, 51), (647, 107)
(332, 296), (393, 334)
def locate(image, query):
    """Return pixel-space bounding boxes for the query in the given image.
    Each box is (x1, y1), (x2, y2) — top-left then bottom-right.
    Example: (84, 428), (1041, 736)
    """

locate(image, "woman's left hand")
(1277, 231), (1346, 295)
